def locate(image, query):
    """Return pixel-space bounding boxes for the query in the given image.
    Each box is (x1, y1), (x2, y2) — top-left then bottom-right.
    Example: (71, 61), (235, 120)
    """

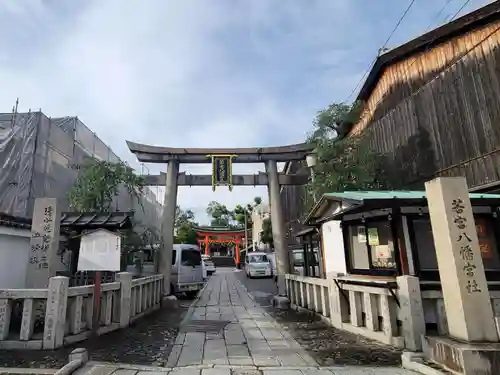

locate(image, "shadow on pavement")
(266, 307), (403, 367)
(0, 302), (190, 369)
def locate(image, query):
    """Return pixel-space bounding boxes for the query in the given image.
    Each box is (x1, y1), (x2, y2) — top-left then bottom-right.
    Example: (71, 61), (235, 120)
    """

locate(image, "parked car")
(202, 255), (216, 275)
(170, 244), (204, 298)
(244, 252), (272, 278)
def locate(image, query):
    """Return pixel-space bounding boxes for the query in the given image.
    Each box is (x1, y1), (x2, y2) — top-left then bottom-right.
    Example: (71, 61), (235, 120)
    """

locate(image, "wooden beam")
(143, 172), (309, 186)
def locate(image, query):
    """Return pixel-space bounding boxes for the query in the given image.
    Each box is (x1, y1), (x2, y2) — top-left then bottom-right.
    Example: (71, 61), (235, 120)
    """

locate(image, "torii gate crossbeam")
(127, 140), (314, 308)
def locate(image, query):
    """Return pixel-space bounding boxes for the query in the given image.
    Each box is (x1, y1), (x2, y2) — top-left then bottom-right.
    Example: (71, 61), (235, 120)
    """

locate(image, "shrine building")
(194, 226), (251, 267)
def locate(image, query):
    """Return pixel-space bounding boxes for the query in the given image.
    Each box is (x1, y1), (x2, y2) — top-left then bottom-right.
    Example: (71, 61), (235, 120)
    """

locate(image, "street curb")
(401, 352), (447, 375)
(83, 362), (414, 372)
(178, 276), (211, 328)
(0, 368), (58, 375)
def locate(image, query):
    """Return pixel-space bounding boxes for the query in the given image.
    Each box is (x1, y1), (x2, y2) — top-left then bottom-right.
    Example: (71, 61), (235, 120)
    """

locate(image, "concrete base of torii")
(161, 295), (180, 310)
(272, 295), (290, 309)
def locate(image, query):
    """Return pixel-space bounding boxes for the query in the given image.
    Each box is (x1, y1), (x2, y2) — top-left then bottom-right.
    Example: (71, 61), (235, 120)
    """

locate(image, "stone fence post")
(43, 276), (69, 349)
(328, 277), (349, 329)
(397, 275), (426, 351)
(116, 272), (132, 328)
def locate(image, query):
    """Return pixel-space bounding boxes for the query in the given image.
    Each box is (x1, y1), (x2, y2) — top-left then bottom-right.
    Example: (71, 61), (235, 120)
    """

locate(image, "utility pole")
(244, 206), (249, 251)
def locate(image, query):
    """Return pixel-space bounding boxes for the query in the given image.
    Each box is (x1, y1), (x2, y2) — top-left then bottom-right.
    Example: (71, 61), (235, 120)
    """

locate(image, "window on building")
(412, 216), (500, 271)
(368, 222), (397, 269)
(346, 220), (397, 273)
(347, 225), (370, 270)
(289, 251), (303, 267)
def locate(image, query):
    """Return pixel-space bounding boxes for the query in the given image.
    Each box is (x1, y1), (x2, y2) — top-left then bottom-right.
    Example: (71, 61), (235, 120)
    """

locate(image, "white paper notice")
(357, 226), (367, 243)
(375, 245), (391, 259)
(77, 230), (121, 271)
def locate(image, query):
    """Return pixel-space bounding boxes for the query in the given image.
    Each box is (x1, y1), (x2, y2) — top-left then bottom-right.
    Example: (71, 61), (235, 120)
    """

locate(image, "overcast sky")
(0, 0), (493, 223)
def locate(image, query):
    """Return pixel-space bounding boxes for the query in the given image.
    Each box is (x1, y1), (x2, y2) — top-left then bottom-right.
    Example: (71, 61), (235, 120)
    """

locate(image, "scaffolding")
(0, 110), (162, 233)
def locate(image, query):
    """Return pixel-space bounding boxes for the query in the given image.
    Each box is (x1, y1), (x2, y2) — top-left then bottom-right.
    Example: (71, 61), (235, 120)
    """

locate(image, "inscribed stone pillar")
(425, 177), (498, 342)
(43, 276), (69, 349)
(26, 198), (61, 288)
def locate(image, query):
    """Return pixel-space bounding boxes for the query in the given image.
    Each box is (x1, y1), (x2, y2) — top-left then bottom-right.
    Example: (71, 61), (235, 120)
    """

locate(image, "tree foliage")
(174, 206), (198, 245)
(67, 160), (152, 270)
(260, 217), (273, 248)
(68, 160), (145, 212)
(305, 101), (391, 210)
(233, 196), (263, 228)
(206, 201), (234, 227)
(175, 206), (195, 227)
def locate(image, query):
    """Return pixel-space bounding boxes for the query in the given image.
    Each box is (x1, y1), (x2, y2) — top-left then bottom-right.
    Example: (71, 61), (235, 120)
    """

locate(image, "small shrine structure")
(194, 226), (250, 266)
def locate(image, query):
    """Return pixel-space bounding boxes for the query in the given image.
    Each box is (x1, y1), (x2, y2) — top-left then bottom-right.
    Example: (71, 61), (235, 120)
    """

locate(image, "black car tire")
(186, 290), (198, 299)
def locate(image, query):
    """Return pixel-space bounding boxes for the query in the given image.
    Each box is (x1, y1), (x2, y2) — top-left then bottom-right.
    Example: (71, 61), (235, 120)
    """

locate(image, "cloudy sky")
(0, 0), (493, 222)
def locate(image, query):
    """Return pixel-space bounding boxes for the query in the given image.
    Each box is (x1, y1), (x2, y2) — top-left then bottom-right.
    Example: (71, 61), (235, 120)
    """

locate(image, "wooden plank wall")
(351, 21), (500, 189)
(281, 160), (308, 245)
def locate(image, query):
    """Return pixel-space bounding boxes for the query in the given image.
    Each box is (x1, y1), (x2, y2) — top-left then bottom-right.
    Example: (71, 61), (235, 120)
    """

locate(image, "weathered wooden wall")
(351, 20), (500, 189)
(281, 160), (308, 246)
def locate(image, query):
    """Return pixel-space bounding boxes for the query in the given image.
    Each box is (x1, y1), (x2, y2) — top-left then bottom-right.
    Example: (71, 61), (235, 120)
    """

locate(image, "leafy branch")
(304, 101), (391, 211)
(68, 160), (145, 212)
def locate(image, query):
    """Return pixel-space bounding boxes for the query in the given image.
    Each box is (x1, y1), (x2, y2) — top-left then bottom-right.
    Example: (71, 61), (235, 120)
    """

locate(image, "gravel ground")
(0, 301), (189, 369)
(267, 307), (403, 367)
(233, 272), (402, 367)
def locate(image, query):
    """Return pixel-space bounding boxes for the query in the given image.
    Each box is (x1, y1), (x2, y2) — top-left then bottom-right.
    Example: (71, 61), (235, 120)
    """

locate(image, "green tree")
(175, 223), (198, 244)
(174, 206), (198, 244)
(261, 217), (273, 248)
(68, 160), (145, 212)
(305, 101), (391, 210)
(175, 206), (195, 227)
(233, 196), (263, 228)
(67, 160), (151, 270)
(206, 201), (233, 227)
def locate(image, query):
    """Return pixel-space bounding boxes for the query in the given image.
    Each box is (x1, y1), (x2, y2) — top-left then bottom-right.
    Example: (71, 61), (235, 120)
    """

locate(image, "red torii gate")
(194, 226), (249, 266)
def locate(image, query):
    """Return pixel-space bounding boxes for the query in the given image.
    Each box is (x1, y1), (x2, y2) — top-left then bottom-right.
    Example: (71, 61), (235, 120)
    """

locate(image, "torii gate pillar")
(160, 160), (179, 297)
(266, 160), (289, 308)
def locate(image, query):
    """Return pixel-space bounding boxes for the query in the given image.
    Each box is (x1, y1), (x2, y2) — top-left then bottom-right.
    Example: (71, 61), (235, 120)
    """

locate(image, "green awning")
(304, 190), (500, 225)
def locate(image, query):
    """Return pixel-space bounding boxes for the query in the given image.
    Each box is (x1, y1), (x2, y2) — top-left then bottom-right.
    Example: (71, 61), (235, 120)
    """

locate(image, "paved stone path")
(80, 270), (418, 374)
(168, 270), (317, 368)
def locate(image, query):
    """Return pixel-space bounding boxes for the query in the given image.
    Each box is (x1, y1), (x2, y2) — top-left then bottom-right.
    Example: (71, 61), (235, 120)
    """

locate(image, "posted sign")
(77, 229), (121, 272)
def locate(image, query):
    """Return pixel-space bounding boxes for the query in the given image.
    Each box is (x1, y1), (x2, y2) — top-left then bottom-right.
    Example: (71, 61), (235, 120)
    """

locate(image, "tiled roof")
(0, 211), (135, 231)
(60, 212), (135, 229)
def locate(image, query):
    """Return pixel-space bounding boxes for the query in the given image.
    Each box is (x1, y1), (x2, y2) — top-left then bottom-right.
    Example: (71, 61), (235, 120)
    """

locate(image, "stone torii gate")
(127, 141), (313, 306)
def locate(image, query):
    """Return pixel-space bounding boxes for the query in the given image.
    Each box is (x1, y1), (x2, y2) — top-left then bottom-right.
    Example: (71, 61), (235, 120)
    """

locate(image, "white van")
(244, 252), (272, 278)
(171, 244), (204, 298)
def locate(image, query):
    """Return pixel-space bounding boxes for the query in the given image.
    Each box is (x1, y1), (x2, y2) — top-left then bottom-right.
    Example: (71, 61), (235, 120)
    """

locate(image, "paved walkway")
(81, 271), (418, 374)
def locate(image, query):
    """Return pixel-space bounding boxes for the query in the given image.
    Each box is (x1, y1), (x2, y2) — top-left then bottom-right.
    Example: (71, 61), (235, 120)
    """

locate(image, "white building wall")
(0, 227), (31, 288)
(251, 203), (270, 250)
(0, 226), (70, 289)
(321, 220), (347, 278)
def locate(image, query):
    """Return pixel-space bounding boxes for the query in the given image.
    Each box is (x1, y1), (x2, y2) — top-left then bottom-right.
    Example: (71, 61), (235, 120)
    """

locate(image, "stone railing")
(0, 272), (163, 350)
(285, 274), (424, 351)
(130, 274), (163, 323)
(286, 274), (331, 320)
(421, 287), (500, 337)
